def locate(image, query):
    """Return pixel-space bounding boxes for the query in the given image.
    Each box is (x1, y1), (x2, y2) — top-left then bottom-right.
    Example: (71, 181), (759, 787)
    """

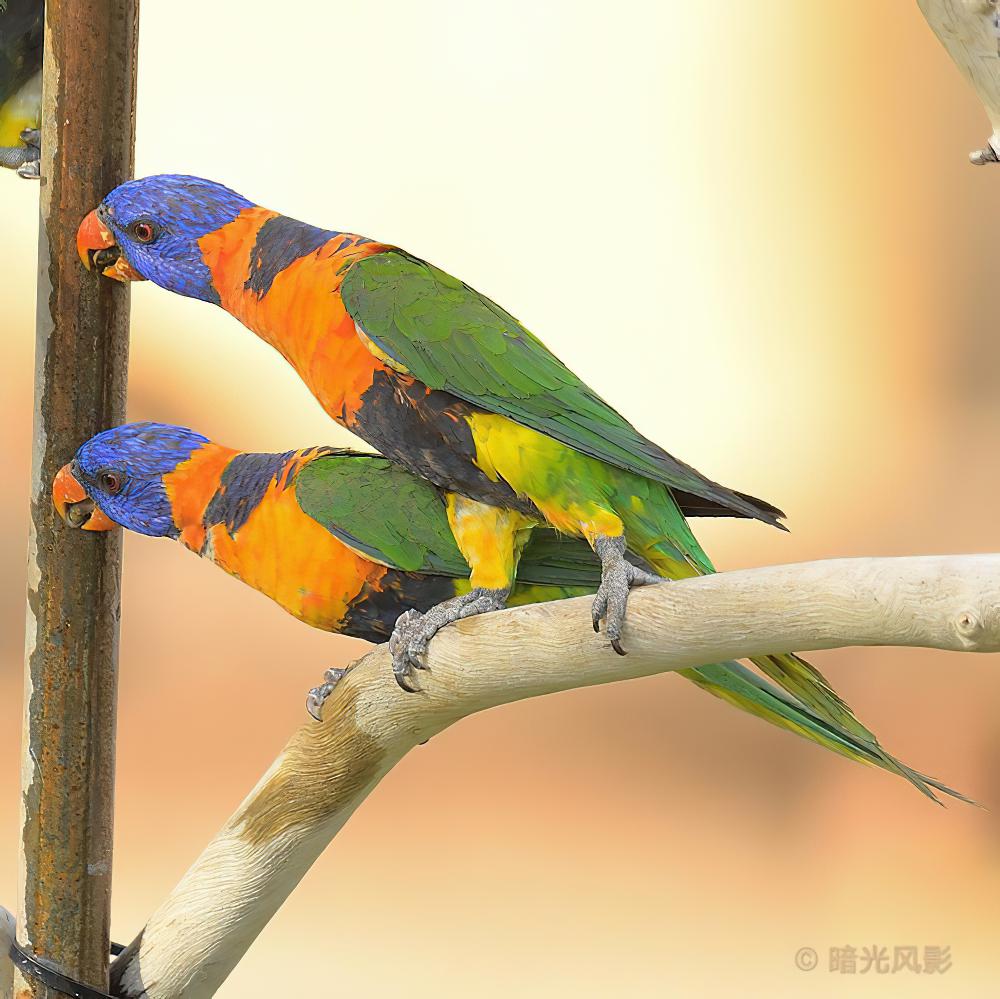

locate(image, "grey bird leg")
(305, 666), (351, 722)
(591, 535), (663, 655)
(389, 587), (511, 692)
(17, 128), (40, 178)
(0, 129), (41, 178)
(0, 147), (27, 169)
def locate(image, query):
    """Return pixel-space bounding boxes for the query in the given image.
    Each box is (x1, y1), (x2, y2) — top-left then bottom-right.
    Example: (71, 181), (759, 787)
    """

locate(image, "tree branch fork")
(4, 554), (999, 998)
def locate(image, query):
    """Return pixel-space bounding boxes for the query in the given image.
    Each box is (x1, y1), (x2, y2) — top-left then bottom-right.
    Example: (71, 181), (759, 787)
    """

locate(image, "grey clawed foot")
(591, 535), (664, 655)
(970, 143), (1000, 166)
(0, 129), (41, 178)
(305, 666), (351, 722)
(389, 587), (511, 692)
(15, 129), (40, 179)
(388, 608), (426, 693)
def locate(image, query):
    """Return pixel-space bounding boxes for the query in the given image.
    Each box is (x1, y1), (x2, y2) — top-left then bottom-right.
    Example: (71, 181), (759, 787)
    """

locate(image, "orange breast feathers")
(198, 209), (393, 424)
(163, 446), (388, 631)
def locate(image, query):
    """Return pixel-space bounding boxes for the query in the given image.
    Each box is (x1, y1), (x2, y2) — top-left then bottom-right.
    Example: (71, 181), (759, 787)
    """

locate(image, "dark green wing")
(295, 453), (467, 575)
(341, 250), (784, 526)
(518, 533), (603, 587)
(293, 452), (607, 584)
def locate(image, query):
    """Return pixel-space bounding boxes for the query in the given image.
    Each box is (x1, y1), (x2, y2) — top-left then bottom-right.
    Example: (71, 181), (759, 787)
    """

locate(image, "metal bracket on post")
(9, 942), (115, 999)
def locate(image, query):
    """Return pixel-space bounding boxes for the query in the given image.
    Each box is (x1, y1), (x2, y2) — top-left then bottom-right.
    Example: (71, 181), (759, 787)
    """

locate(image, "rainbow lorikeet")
(75, 178), (874, 751)
(52, 422), (966, 802)
(0, 0), (42, 178)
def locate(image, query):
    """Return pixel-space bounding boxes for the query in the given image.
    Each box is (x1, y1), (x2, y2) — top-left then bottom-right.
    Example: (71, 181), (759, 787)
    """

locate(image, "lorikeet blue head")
(76, 174), (253, 302)
(53, 422), (209, 536)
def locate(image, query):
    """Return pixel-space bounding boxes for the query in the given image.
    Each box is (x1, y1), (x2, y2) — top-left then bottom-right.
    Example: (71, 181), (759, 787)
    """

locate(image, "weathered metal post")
(14, 2), (139, 997)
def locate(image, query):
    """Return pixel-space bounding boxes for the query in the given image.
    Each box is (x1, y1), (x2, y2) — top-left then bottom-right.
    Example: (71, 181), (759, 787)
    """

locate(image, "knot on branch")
(951, 606), (1000, 650)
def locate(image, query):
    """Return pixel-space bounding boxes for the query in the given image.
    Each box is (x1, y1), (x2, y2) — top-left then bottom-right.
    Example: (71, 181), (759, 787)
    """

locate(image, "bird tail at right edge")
(683, 660), (973, 805)
(615, 485), (971, 805)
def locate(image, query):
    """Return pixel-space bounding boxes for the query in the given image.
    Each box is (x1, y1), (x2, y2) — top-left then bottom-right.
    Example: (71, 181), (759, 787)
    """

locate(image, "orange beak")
(52, 464), (117, 532)
(76, 209), (146, 282)
(76, 210), (114, 269)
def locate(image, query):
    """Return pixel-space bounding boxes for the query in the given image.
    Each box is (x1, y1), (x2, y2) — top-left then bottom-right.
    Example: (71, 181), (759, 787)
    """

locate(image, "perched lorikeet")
(52, 422), (602, 643)
(0, 0), (42, 178)
(53, 422), (968, 802)
(74, 178), (883, 762)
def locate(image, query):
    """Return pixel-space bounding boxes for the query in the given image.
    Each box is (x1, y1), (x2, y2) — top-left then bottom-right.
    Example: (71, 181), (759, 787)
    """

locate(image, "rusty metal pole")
(14, 2), (139, 997)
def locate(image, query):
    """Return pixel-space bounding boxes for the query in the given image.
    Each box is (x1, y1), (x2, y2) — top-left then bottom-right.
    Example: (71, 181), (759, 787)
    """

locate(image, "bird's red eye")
(131, 221), (155, 244)
(99, 471), (122, 495)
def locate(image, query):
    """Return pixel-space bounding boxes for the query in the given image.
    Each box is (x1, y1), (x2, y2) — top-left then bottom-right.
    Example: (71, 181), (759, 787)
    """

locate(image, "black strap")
(8, 939), (117, 999)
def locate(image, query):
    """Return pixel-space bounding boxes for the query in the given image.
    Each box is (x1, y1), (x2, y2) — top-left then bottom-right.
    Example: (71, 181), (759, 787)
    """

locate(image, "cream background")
(1, 2), (999, 995)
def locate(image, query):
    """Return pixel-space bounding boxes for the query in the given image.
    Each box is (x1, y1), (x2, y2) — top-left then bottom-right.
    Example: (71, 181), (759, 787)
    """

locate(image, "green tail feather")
(685, 662), (973, 805)
(612, 482), (970, 803)
(506, 582), (972, 803)
(746, 651), (941, 796)
(752, 651), (860, 732)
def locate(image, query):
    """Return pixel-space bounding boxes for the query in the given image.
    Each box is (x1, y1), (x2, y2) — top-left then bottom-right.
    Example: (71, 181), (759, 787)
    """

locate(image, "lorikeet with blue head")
(76, 178), (890, 764)
(53, 422), (602, 647)
(53, 422), (968, 802)
(0, 0), (42, 178)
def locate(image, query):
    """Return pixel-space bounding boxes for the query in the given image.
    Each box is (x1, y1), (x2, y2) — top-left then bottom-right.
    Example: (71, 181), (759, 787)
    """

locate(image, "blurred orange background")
(2, 2), (1000, 995)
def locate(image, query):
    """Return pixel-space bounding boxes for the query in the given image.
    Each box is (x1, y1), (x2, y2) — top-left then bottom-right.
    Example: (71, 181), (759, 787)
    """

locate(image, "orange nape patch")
(162, 443), (240, 552)
(196, 206), (279, 300)
(198, 211), (393, 423)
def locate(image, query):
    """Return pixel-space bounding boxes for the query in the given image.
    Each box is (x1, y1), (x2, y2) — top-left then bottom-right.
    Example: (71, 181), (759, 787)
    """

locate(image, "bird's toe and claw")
(0, 129), (42, 179)
(17, 129), (41, 178)
(309, 538), (657, 713)
(305, 666), (351, 722)
(591, 535), (664, 655)
(388, 608), (427, 693)
(970, 140), (1000, 166)
(389, 587), (510, 692)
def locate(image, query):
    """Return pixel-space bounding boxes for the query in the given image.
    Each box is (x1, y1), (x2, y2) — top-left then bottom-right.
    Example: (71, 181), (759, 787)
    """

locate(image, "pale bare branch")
(110, 555), (1000, 999)
(918, 0), (1000, 162)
